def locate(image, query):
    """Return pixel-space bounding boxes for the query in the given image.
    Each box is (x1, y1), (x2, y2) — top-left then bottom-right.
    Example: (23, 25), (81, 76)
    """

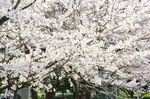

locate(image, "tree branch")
(21, 0), (36, 10)
(0, 0), (36, 26)
(13, 0), (21, 10)
(0, 16), (9, 26)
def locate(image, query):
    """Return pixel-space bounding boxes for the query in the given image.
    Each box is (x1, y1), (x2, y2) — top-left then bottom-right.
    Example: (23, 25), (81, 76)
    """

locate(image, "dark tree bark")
(45, 91), (55, 99)
(79, 90), (85, 99)
(73, 91), (79, 99)
(13, 90), (18, 99)
(70, 78), (79, 99)
(78, 91), (82, 99)
(0, 16), (9, 26)
(85, 88), (91, 99)
(31, 89), (38, 99)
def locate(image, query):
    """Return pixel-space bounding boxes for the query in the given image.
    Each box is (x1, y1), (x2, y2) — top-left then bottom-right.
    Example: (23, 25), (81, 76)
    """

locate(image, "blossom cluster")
(0, 0), (150, 94)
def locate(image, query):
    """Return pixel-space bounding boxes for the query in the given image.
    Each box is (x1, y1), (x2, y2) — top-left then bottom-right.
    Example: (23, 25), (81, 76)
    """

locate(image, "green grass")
(32, 89), (150, 99)
(55, 92), (73, 97)
(143, 94), (150, 98)
(134, 93), (150, 97)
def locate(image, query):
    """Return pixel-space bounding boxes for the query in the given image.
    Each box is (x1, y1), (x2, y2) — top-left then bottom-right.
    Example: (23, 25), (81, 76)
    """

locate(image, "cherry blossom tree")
(0, 0), (150, 98)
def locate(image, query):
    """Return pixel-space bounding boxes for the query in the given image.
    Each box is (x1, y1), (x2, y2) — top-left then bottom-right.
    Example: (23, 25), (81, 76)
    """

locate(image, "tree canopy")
(0, 0), (150, 96)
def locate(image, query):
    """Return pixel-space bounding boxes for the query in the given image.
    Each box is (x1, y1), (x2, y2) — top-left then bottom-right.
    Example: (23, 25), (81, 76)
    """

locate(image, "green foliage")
(0, 48), (5, 53)
(37, 90), (45, 99)
(55, 76), (71, 93)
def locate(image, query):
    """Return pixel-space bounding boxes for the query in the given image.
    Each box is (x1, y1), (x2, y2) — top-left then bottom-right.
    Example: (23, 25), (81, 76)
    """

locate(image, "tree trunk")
(85, 88), (91, 99)
(70, 78), (79, 99)
(45, 91), (55, 99)
(13, 90), (18, 99)
(31, 89), (38, 99)
(73, 91), (79, 99)
(62, 92), (65, 99)
(78, 91), (82, 99)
